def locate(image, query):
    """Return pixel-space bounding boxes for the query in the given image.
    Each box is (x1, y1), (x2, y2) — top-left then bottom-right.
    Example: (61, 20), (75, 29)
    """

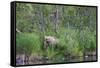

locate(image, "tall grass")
(16, 27), (96, 60)
(16, 33), (43, 56)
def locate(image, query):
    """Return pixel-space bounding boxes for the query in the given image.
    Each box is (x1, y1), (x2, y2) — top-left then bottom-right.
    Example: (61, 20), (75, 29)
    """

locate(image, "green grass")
(16, 33), (43, 56)
(16, 27), (96, 59)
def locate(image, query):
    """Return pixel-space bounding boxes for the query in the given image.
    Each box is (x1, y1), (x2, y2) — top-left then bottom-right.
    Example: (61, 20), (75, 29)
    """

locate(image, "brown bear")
(44, 36), (59, 49)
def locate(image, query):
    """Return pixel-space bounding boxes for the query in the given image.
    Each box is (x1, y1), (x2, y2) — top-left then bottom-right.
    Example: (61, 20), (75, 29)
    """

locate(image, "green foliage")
(16, 3), (97, 63)
(16, 33), (42, 55)
(79, 28), (96, 52)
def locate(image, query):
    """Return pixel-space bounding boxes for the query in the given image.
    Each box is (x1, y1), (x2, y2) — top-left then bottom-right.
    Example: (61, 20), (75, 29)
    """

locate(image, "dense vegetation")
(16, 3), (97, 65)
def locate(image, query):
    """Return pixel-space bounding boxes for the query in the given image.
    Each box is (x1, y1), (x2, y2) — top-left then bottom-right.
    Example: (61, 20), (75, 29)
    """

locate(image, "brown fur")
(44, 36), (59, 49)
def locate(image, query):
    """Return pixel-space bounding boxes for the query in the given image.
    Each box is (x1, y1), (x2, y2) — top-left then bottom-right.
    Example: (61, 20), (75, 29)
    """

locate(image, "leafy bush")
(16, 33), (42, 56)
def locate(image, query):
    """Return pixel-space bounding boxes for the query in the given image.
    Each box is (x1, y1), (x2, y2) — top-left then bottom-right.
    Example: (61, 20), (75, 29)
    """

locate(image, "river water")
(16, 55), (97, 65)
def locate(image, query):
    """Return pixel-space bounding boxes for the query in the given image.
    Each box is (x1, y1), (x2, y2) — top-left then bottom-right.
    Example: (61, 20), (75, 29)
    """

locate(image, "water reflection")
(16, 55), (97, 65)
